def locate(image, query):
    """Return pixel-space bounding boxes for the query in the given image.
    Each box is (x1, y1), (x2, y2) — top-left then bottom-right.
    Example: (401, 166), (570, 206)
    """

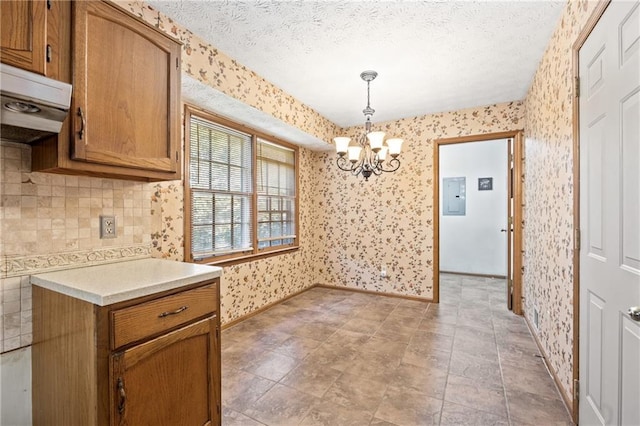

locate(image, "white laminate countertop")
(30, 258), (222, 306)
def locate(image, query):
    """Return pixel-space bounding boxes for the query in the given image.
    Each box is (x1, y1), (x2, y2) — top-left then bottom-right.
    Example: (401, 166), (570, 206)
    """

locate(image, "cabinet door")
(72, 1), (180, 175)
(110, 317), (220, 426)
(0, 0), (46, 74)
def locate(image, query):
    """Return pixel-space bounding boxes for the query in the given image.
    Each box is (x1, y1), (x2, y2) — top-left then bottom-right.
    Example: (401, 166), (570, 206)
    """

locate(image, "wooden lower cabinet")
(32, 279), (221, 426)
(110, 319), (218, 425)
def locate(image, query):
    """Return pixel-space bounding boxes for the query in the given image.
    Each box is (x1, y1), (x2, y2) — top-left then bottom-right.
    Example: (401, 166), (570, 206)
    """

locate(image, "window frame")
(184, 105), (300, 266)
(256, 138), (297, 250)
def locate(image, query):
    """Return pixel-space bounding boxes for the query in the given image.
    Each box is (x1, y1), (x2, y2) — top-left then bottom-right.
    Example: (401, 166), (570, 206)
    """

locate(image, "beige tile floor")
(221, 274), (572, 425)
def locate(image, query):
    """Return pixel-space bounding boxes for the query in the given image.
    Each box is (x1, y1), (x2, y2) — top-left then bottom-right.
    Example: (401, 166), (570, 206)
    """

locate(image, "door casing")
(433, 130), (524, 315)
(571, 0), (614, 423)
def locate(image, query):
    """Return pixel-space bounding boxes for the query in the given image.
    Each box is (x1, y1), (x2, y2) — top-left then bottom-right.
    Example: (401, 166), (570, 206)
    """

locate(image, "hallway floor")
(221, 274), (572, 425)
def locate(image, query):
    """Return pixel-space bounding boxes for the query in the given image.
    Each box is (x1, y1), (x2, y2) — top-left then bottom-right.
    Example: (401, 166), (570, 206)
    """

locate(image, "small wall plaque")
(478, 177), (493, 191)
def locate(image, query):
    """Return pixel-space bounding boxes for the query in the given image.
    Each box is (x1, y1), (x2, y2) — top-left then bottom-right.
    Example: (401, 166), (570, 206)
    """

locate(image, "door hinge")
(574, 76), (580, 98)
(176, 57), (179, 69)
(47, 0), (52, 10)
(46, 45), (52, 63)
(575, 228), (581, 251)
(574, 379), (579, 401)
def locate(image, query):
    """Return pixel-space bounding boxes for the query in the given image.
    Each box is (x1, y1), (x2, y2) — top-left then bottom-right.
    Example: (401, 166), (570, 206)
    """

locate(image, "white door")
(579, 1), (640, 425)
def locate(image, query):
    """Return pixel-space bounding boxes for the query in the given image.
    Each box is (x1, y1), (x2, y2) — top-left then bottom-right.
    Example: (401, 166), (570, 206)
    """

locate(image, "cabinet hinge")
(574, 76), (580, 98)
(574, 379), (579, 401)
(47, 0), (52, 10)
(575, 228), (581, 251)
(46, 45), (52, 63)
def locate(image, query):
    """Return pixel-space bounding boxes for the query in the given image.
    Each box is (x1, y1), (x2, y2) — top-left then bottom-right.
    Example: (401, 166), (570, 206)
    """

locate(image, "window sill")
(194, 246), (300, 267)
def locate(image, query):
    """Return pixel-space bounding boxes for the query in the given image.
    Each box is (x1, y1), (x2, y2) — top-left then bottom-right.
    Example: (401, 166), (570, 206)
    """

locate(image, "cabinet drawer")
(111, 284), (217, 349)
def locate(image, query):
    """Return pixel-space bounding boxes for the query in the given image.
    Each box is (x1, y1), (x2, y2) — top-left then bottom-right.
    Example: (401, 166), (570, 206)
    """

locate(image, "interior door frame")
(507, 140), (514, 311)
(433, 130), (524, 315)
(571, 0), (612, 422)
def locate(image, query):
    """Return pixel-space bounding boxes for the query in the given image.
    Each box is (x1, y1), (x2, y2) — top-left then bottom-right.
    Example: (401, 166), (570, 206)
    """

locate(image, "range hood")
(0, 64), (72, 143)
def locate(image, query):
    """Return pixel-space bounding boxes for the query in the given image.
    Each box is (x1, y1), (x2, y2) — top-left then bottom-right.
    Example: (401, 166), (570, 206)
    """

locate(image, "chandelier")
(334, 70), (403, 181)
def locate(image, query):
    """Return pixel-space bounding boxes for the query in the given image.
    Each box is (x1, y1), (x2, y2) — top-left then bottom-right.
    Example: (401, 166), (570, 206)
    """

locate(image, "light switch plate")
(100, 215), (116, 239)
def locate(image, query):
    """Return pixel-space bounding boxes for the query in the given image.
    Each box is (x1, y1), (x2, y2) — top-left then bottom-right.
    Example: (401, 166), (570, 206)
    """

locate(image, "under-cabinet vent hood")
(0, 63), (72, 143)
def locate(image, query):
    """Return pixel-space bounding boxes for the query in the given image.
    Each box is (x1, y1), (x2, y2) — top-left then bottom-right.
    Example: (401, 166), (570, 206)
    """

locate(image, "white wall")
(439, 139), (508, 276)
(0, 347), (31, 426)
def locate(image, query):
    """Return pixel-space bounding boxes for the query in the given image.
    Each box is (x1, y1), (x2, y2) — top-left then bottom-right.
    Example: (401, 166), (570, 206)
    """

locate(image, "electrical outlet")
(100, 215), (116, 239)
(380, 264), (387, 278)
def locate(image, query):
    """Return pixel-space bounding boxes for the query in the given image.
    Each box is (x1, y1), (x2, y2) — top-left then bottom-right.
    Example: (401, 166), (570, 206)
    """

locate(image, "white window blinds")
(257, 139), (296, 249)
(189, 117), (253, 259)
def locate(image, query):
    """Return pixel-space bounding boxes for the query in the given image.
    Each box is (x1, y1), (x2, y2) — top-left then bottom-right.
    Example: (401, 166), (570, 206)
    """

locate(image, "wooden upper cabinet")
(71, 0), (180, 175)
(0, 0), (47, 74)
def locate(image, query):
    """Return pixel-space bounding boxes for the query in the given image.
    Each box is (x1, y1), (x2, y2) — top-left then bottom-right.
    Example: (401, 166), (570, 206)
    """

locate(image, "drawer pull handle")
(158, 305), (188, 318)
(117, 377), (126, 414)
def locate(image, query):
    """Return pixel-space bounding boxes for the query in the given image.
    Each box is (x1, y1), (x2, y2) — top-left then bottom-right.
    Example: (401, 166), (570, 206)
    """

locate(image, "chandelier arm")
(371, 162), (383, 176)
(336, 156), (357, 172)
(378, 158), (401, 173)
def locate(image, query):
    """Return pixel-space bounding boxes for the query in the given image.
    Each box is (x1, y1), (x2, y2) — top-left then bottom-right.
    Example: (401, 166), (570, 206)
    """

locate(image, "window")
(185, 107), (298, 264)
(257, 140), (296, 249)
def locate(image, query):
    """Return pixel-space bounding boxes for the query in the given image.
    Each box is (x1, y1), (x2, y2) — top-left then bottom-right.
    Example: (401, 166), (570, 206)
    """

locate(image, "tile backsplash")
(0, 276), (31, 352)
(0, 140), (153, 352)
(0, 142), (151, 256)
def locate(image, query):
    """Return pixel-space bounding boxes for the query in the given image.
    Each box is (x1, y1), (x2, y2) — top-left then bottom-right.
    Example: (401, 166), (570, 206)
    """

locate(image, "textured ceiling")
(149, 0), (565, 128)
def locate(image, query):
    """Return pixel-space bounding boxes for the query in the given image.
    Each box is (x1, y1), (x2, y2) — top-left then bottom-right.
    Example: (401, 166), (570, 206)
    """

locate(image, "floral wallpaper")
(313, 102), (525, 299)
(150, 181), (183, 260)
(523, 0), (600, 403)
(220, 148), (320, 323)
(148, 148), (320, 325)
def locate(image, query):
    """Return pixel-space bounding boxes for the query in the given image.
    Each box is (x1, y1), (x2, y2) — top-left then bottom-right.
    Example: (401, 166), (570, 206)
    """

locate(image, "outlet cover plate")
(100, 215), (116, 239)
